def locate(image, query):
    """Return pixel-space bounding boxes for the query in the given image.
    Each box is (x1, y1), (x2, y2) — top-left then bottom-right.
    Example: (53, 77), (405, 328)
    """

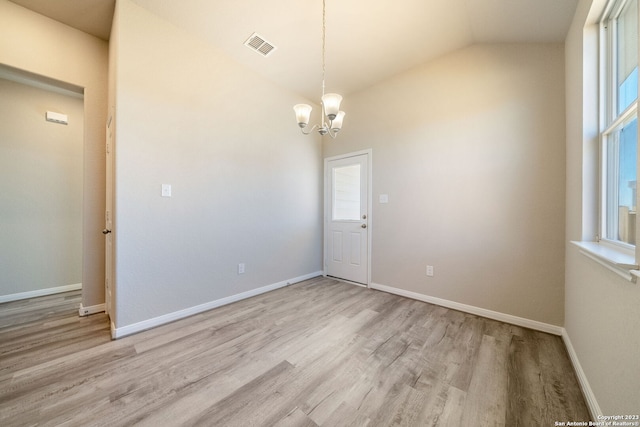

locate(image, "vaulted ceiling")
(8, 0), (578, 100)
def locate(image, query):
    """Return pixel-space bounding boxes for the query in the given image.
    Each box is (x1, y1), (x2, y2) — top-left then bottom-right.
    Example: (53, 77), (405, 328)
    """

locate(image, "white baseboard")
(0, 283), (82, 304)
(287, 271), (323, 285)
(78, 303), (106, 317)
(369, 282), (563, 336)
(561, 329), (602, 420)
(112, 271), (323, 339)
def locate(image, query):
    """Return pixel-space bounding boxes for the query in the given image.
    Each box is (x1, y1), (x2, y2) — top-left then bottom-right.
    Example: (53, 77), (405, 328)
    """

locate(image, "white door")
(104, 113), (114, 318)
(325, 152), (369, 285)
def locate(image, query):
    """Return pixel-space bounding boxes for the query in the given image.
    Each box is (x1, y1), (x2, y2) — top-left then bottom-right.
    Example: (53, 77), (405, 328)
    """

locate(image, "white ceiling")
(9, 0), (578, 101)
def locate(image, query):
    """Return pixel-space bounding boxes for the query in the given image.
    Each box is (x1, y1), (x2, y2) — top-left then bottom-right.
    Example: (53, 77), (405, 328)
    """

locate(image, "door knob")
(361, 224), (367, 229)
(102, 229), (111, 235)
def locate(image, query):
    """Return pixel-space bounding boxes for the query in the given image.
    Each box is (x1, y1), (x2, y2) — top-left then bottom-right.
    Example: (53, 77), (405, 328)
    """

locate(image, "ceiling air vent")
(244, 32), (277, 57)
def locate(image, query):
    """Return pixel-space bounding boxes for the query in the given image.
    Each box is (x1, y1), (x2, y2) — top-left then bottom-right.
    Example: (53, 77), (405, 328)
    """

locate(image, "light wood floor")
(0, 277), (590, 426)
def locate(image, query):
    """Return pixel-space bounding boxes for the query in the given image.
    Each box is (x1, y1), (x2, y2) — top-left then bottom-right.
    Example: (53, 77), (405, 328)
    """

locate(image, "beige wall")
(564, 0), (640, 415)
(0, 78), (83, 296)
(111, 0), (323, 328)
(0, 0), (108, 308)
(324, 44), (567, 326)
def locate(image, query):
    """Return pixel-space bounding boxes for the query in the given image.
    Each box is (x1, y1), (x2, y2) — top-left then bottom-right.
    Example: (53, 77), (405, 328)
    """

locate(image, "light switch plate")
(161, 184), (172, 197)
(379, 194), (389, 203)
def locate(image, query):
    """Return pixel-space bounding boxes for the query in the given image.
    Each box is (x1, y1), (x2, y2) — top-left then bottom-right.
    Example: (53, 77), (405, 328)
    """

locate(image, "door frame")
(324, 149), (373, 287)
(105, 109), (114, 328)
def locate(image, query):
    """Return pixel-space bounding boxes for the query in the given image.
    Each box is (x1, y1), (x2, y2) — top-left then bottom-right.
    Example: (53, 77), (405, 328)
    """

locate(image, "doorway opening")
(0, 65), (85, 307)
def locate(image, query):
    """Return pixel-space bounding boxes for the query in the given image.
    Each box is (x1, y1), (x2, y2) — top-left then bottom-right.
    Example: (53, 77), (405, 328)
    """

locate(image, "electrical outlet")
(426, 265), (434, 277)
(238, 263), (245, 274)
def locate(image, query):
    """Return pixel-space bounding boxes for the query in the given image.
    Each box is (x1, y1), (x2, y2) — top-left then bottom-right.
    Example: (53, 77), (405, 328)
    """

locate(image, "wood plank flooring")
(0, 278), (590, 426)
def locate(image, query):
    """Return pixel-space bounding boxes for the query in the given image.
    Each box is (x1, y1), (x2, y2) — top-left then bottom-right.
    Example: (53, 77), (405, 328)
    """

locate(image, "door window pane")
(333, 164), (360, 220)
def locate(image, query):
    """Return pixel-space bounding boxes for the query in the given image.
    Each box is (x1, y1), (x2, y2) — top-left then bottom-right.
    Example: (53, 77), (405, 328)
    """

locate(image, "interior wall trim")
(0, 283), (82, 304)
(78, 303), (106, 317)
(369, 282), (564, 335)
(111, 271), (324, 339)
(561, 329), (602, 420)
(368, 283), (601, 417)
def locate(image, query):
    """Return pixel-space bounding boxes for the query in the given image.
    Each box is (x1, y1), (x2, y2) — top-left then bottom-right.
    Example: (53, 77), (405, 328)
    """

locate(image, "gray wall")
(324, 43), (567, 326)
(0, 0), (109, 309)
(0, 78), (83, 297)
(110, 0), (323, 328)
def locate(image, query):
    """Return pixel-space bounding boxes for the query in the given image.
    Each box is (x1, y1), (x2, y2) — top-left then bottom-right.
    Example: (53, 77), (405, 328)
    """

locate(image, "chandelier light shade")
(331, 110), (345, 130)
(293, 0), (345, 138)
(294, 104), (313, 128)
(321, 93), (342, 119)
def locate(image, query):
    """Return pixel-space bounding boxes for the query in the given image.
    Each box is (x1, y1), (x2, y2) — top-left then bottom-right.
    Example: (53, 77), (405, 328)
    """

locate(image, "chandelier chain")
(322, 0), (326, 97)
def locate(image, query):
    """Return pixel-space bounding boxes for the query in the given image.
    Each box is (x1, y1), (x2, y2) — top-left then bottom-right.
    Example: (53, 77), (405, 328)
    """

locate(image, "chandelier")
(293, 0), (345, 138)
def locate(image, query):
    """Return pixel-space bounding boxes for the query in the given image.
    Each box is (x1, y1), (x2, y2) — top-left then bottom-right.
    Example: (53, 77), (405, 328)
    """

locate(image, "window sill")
(571, 241), (638, 282)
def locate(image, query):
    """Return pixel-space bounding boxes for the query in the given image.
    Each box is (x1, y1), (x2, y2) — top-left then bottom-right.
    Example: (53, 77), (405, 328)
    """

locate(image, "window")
(601, 0), (638, 247)
(332, 164), (361, 221)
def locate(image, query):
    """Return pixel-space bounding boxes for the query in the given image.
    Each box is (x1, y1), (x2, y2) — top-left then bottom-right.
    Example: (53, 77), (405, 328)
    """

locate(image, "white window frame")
(574, 0), (640, 282)
(599, 0), (638, 251)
